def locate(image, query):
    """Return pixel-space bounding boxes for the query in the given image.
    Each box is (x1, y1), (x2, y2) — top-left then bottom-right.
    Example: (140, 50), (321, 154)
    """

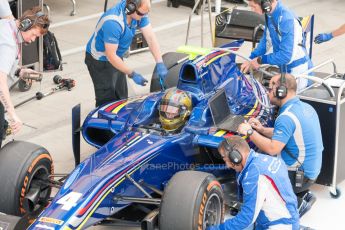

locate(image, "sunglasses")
(136, 9), (147, 16)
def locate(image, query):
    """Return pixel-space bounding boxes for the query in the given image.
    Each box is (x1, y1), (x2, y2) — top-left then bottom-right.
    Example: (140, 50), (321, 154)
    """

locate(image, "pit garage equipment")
(297, 60), (345, 198)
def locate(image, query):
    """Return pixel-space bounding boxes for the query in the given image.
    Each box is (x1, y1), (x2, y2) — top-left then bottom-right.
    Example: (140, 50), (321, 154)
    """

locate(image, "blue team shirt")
(272, 97), (323, 179)
(86, 0), (149, 60)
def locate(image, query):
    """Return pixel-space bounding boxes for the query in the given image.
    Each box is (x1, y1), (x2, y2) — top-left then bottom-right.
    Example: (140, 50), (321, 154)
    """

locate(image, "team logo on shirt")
(268, 158), (281, 174)
(276, 130), (283, 135)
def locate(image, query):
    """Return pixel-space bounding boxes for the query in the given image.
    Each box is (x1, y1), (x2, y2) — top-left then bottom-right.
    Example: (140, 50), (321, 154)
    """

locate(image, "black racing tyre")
(150, 52), (188, 92)
(0, 141), (53, 216)
(159, 171), (224, 230)
(18, 79), (32, 92)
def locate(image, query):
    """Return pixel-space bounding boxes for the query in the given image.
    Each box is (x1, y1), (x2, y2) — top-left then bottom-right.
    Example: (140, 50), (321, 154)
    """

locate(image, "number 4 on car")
(56, 192), (83, 211)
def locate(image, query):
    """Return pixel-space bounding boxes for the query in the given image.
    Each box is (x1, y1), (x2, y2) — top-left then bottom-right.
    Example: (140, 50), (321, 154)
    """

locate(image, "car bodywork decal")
(39, 217), (64, 225)
(66, 135), (163, 229)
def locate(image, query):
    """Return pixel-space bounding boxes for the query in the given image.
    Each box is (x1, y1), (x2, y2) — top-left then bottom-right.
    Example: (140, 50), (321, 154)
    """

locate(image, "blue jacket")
(208, 150), (299, 230)
(250, 1), (312, 76)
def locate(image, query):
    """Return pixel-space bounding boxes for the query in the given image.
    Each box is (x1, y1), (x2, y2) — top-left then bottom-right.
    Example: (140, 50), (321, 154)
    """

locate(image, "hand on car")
(131, 72), (148, 86)
(314, 33), (333, 44)
(240, 58), (260, 73)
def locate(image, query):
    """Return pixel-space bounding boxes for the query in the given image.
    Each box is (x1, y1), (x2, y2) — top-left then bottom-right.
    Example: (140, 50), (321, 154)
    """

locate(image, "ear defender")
(222, 139), (243, 165)
(125, 0), (140, 15)
(275, 67), (288, 99)
(260, 0), (272, 14)
(19, 18), (33, 32)
(19, 11), (46, 32)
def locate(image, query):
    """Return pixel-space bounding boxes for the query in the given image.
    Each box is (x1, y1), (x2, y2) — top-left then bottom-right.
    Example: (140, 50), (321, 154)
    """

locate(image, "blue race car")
(0, 41), (274, 230)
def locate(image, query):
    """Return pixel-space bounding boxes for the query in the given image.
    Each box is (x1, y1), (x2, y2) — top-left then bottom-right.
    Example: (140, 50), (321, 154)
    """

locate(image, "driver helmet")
(159, 88), (192, 132)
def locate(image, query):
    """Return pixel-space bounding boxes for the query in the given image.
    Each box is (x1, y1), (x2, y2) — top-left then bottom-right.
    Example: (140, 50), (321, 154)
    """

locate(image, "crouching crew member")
(208, 135), (299, 230)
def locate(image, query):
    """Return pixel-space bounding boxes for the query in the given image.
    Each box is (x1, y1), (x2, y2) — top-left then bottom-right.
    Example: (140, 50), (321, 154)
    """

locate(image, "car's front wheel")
(0, 141), (53, 216)
(159, 171), (224, 230)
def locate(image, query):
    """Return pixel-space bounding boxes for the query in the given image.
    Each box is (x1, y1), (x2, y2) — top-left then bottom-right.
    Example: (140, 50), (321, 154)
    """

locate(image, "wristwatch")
(247, 129), (254, 137)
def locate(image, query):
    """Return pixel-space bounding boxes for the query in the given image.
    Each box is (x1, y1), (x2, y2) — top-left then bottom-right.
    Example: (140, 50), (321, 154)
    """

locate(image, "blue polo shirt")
(272, 97), (323, 180)
(86, 0), (149, 60)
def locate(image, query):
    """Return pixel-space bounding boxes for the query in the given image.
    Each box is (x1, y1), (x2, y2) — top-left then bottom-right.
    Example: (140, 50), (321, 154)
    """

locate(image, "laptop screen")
(209, 89), (231, 126)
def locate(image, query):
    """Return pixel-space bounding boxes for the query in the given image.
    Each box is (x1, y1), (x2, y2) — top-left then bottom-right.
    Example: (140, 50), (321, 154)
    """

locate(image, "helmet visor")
(159, 100), (181, 119)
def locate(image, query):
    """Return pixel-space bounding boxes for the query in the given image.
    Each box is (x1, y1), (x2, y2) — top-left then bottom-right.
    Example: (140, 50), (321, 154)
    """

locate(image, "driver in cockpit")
(158, 88), (192, 133)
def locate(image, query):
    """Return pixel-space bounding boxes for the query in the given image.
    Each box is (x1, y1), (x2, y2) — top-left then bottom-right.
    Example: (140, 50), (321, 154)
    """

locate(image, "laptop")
(209, 89), (245, 132)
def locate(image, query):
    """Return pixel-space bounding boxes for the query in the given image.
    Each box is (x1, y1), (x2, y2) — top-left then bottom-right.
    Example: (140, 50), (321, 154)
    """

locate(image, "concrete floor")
(5, 0), (345, 229)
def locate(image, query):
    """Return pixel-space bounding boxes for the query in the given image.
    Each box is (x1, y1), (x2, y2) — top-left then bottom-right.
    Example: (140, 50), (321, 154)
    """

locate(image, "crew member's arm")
(248, 117), (274, 138)
(0, 71), (22, 134)
(101, 20), (132, 74)
(141, 23), (163, 63)
(105, 43), (147, 86)
(315, 23), (345, 44)
(239, 114), (295, 155)
(103, 21), (147, 86)
(104, 43), (132, 75)
(238, 122), (284, 155)
(332, 24), (345, 37)
(258, 127), (274, 138)
(208, 164), (266, 230)
(260, 18), (294, 66)
(249, 27), (267, 60)
(240, 28), (267, 73)
(140, 19), (168, 80)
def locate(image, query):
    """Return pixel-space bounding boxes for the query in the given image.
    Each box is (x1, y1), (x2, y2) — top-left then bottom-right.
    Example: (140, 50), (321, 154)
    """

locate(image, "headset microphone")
(260, 0), (272, 14)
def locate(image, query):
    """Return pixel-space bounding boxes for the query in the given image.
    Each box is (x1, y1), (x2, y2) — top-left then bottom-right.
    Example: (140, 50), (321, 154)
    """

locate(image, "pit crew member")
(208, 135), (299, 230)
(85, 0), (168, 107)
(240, 0), (313, 91)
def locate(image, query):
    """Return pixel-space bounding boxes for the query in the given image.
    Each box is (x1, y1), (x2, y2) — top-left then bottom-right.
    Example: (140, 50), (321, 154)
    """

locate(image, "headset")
(125, 0), (141, 15)
(19, 11), (46, 32)
(260, 0), (272, 14)
(275, 66), (288, 99)
(222, 139), (243, 165)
